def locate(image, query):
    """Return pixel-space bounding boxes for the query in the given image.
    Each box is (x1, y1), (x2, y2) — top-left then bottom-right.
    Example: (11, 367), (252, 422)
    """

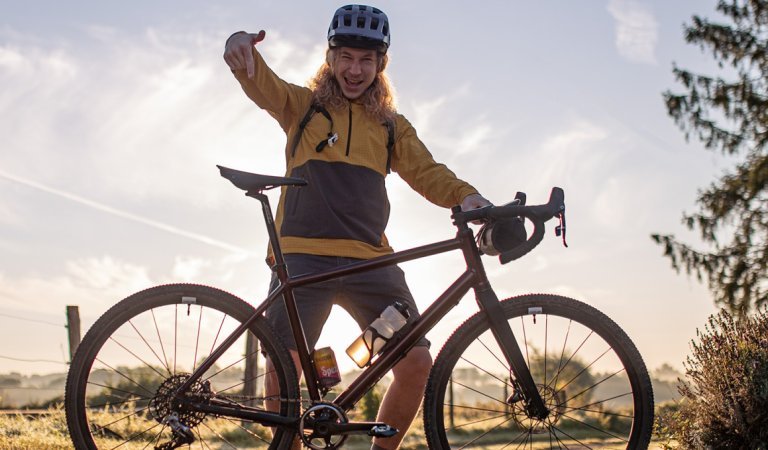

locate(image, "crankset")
(299, 403), (398, 449)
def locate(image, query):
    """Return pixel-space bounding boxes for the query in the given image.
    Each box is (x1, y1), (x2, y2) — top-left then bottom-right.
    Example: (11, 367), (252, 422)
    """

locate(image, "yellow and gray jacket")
(232, 49), (479, 260)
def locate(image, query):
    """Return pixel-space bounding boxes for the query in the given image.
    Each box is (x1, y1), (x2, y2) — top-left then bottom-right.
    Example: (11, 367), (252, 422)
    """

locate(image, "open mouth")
(344, 77), (364, 91)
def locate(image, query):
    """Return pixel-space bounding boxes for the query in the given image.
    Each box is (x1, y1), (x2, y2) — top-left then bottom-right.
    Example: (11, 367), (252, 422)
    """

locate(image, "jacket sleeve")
(391, 116), (479, 208)
(231, 48), (310, 134)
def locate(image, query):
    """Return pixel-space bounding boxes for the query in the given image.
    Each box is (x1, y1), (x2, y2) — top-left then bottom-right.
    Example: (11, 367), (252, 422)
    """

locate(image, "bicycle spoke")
(559, 346), (612, 395)
(127, 317), (171, 376)
(173, 304), (178, 375)
(150, 308), (171, 384)
(95, 359), (156, 397)
(569, 391), (635, 416)
(67, 285), (299, 449)
(208, 310), (229, 356)
(87, 380), (151, 401)
(91, 405), (151, 434)
(107, 335), (167, 380)
(547, 317), (572, 392)
(544, 314), (548, 394)
(221, 416), (275, 445)
(520, 315), (530, 369)
(476, 335), (509, 372)
(193, 426), (214, 450)
(193, 304), (203, 373)
(424, 295), (653, 449)
(107, 421), (162, 450)
(459, 355), (511, 386)
(449, 379), (510, 407)
(565, 366), (626, 404)
(558, 410), (630, 442)
(198, 420), (240, 449)
(456, 415), (516, 449)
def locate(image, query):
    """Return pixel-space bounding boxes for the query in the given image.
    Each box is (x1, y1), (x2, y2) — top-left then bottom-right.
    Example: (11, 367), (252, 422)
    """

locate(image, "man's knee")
(393, 347), (432, 380)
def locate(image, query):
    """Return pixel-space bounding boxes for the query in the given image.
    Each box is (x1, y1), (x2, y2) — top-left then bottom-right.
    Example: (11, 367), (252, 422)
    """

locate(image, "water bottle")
(346, 302), (410, 368)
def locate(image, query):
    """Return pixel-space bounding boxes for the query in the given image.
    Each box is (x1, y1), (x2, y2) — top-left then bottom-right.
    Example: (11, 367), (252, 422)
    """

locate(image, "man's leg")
(265, 351), (302, 450)
(372, 346), (433, 450)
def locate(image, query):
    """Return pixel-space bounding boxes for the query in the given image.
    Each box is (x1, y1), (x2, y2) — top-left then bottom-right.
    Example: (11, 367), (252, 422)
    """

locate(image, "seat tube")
(280, 282), (322, 402)
(251, 192), (321, 400)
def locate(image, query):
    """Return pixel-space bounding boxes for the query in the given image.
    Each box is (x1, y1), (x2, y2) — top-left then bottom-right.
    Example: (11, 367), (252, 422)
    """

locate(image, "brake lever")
(555, 211), (568, 248)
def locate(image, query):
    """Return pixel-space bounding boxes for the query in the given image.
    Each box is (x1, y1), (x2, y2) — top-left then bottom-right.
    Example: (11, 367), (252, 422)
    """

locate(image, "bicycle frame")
(175, 190), (550, 430)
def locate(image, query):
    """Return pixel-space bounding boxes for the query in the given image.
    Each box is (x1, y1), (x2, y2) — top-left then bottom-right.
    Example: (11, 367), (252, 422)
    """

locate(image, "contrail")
(0, 168), (254, 256)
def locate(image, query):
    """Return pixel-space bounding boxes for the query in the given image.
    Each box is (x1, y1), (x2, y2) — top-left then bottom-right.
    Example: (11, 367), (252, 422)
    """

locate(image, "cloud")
(607, 0), (659, 65)
(0, 257), (152, 318)
(0, 27), (298, 211)
(405, 84), (497, 160)
(0, 251), (266, 320)
(0, 169), (254, 255)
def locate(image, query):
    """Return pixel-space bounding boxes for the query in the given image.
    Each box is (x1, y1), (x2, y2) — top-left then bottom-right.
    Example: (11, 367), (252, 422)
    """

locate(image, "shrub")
(656, 307), (768, 449)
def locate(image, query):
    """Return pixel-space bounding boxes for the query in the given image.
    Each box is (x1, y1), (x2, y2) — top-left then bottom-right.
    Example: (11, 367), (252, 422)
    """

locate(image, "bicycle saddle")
(217, 165), (307, 192)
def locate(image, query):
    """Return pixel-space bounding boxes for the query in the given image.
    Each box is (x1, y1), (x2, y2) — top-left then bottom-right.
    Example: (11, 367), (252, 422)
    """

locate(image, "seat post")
(247, 191), (286, 269)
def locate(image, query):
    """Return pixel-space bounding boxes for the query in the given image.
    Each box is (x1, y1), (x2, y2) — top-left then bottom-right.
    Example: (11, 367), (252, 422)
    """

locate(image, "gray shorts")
(265, 253), (430, 351)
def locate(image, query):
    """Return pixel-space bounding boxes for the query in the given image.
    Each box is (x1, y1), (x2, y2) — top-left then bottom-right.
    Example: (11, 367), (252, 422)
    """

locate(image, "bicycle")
(65, 165), (654, 449)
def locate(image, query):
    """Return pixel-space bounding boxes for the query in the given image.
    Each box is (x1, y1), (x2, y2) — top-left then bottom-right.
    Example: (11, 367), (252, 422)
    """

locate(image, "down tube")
(334, 270), (477, 410)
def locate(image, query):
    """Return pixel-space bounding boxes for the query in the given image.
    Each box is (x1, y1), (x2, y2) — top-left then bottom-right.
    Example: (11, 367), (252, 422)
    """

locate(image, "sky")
(0, 0), (728, 377)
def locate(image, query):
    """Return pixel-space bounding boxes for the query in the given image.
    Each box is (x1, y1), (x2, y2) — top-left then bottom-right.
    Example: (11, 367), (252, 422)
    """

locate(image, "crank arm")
(305, 419), (398, 437)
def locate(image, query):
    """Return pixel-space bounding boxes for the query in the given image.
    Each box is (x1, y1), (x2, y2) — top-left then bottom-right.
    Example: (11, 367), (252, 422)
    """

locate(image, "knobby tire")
(423, 294), (654, 449)
(65, 283), (299, 450)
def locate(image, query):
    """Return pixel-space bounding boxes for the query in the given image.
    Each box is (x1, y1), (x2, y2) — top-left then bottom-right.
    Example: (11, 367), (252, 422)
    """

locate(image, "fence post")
(449, 376), (454, 429)
(243, 333), (260, 407)
(66, 306), (81, 361)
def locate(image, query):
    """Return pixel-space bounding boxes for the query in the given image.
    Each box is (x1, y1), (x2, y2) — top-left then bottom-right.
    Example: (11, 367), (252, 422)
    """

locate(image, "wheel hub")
(510, 384), (566, 432)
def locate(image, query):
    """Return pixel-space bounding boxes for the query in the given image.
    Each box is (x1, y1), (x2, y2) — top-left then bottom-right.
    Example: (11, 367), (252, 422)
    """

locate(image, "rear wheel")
(65, 283), (299, 449)
(424, 294), (654, 449)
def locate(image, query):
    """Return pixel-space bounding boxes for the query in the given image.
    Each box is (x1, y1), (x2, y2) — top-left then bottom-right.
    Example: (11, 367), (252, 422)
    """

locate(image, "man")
(223, 5), (490, 449)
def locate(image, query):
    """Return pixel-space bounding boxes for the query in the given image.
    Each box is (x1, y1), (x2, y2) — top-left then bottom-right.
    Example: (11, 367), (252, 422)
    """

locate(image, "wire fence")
(0, 311), (71, 366)
(0, 308), (73, 408)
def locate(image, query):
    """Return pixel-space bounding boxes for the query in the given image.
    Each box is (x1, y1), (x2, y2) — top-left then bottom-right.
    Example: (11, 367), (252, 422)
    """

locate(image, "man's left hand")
(460, 193), (492, 212)
(461, 194), (493, 224)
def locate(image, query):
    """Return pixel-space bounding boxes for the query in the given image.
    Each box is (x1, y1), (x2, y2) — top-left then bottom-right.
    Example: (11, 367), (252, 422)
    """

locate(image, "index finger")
(252, 30), (266, 44)
(246, 30), (265, 79)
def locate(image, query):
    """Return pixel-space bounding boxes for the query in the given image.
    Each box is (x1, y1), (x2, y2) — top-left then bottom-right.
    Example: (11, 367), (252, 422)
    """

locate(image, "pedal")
(369, 424), (398, 438)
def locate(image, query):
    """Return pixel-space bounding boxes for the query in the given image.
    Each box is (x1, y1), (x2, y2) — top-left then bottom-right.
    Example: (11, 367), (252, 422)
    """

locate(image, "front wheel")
(65, 283), (300, 449)
(423, 294), (654, 449)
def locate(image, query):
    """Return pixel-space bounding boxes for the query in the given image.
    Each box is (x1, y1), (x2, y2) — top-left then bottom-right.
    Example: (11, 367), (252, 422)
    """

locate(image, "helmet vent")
(327, 4), (390, 51)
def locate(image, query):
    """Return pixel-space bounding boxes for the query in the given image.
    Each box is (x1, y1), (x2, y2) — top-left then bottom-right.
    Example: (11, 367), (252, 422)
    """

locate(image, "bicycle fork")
(475, 286), (549, 419)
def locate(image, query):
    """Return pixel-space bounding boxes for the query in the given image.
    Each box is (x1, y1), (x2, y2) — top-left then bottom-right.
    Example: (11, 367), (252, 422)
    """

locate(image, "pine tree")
(654, 0), (768, 316)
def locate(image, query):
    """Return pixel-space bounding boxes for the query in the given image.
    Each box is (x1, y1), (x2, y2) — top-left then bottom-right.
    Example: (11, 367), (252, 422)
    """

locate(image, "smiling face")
(330, 47), (380, 100)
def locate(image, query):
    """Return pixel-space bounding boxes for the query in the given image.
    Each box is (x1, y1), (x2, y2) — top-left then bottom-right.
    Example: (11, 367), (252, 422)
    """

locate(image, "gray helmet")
(327, 5), (390, 53)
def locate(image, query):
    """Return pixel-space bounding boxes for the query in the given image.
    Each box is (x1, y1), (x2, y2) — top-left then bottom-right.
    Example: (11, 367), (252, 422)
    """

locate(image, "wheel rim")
(432, 300), (651, 448)
(68, 289), (296, 449)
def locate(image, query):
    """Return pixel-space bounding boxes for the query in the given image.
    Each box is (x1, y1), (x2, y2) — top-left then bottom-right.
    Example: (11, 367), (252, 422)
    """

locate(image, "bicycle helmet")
(327, 4), (390, 53)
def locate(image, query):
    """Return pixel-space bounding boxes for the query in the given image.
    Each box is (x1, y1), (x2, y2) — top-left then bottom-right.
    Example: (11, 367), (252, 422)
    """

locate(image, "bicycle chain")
(213, 394), (304, 404)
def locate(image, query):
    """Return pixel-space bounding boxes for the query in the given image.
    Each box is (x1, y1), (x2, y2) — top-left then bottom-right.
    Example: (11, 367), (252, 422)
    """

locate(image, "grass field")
(0, 407), (667, 449)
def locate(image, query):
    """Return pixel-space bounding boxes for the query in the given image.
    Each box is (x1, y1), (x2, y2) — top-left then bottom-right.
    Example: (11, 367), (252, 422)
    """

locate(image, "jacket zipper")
(345, 104), (352, 156)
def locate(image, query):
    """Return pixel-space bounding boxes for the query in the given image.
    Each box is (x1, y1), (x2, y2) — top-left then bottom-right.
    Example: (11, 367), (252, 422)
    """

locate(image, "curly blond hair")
(308, 48), (397, 124)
